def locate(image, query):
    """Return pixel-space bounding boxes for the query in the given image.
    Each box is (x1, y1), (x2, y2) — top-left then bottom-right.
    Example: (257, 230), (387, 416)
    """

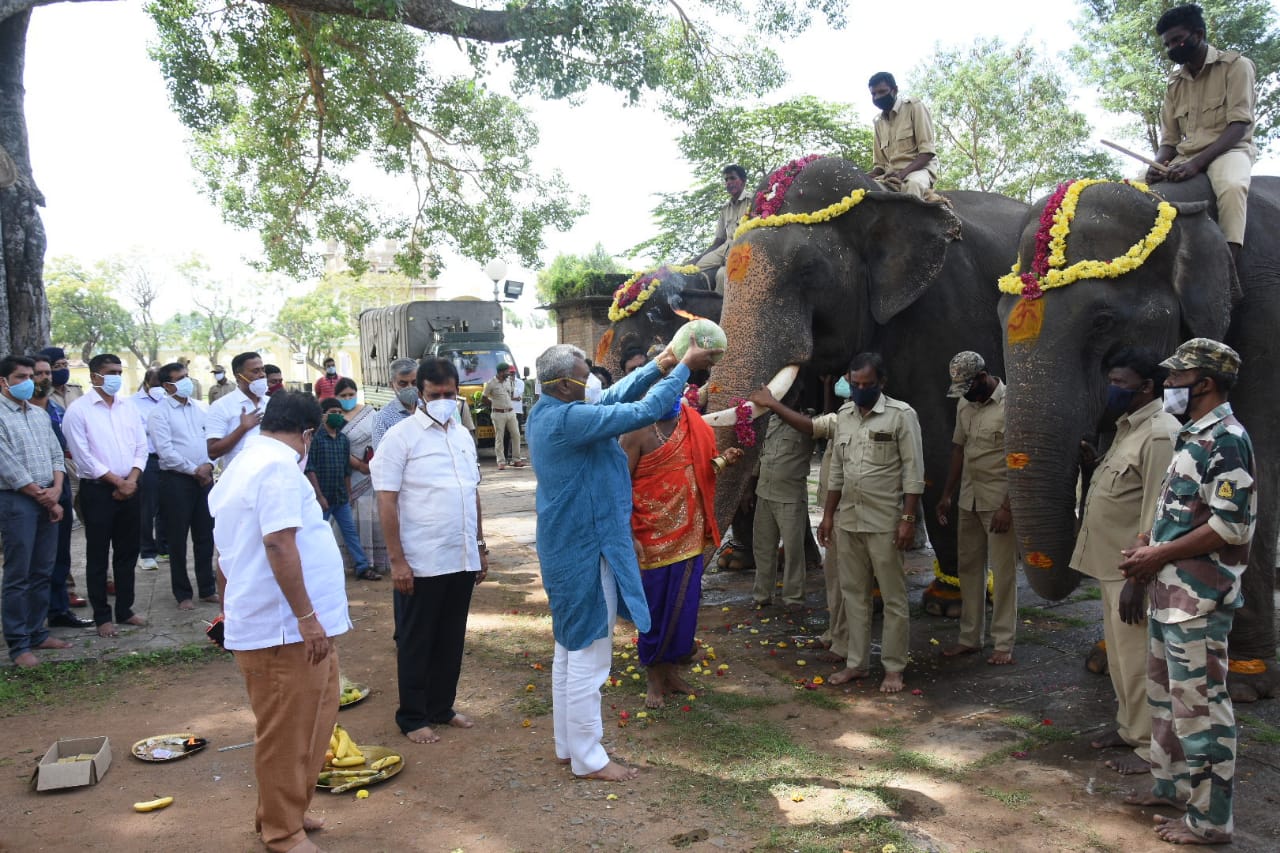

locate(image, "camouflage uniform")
(1145, 340), (1256, 841)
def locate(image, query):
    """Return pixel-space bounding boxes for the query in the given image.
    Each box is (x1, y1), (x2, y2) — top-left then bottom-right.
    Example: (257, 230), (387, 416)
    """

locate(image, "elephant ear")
(860, 193), (962, 324)
(1169, 200), (1238, 340)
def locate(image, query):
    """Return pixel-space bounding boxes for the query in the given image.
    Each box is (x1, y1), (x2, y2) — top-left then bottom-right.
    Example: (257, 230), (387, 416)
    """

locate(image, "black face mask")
(849, 385), (881, 409)
(872, 94), (896, 111)
(1168, 37), (1199, 65)
(962, 378), (992, 403)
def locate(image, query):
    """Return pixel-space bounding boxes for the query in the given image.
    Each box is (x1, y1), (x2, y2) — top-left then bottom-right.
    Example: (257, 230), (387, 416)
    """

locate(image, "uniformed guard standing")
(816, 353), (924, 694)
(749, 385), (815, 611)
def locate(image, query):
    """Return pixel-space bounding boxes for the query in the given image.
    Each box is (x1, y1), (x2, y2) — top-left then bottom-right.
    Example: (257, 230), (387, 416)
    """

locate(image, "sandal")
(356, 569), (383, 581)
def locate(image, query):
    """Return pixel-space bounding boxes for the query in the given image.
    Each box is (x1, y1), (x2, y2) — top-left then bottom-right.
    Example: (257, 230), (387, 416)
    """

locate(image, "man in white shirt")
(150, 362), (218, 611)
(482, 362), (524, 469)
(127, 368), (169, 570)
(63, 353), (149, 638)
(373, 357), (488, 745)
(208, 391), (351, 853)
(206, 351), (268, 467)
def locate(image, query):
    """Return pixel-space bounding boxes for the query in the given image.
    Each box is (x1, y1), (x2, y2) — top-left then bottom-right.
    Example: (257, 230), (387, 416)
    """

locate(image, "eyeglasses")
(558, 377), (588, 388)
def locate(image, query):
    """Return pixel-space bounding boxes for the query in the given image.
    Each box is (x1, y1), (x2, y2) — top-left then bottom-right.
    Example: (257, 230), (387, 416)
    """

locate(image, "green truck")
(358, 300), (518, 447)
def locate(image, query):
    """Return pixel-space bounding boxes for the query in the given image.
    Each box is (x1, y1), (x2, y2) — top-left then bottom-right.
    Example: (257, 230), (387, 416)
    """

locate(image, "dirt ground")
(4, 463), (1280, 853)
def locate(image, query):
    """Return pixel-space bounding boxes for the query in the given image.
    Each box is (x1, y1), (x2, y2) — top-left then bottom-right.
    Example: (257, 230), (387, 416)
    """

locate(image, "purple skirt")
(638, 555), (704, 667)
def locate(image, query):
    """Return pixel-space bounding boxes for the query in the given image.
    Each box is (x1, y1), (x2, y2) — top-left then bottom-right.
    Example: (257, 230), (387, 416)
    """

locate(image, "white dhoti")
(552, 558), (618, 776)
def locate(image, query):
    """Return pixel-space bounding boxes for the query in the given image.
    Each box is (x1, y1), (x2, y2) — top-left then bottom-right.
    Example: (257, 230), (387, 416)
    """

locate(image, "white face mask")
(148, 386), (165, 402)
(1163, 386), (1190, 415)
(213, 372), (225, 382)
(247, 377), (269, 398)
(424, 398), (457, 426)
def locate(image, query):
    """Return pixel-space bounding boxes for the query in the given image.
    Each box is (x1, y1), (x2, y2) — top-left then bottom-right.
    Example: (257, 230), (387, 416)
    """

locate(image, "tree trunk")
(0, 10), (48, 354)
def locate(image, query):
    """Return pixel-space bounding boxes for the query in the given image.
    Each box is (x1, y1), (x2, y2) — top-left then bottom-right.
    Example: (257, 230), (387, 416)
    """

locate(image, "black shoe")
(49, 612), (95, 629)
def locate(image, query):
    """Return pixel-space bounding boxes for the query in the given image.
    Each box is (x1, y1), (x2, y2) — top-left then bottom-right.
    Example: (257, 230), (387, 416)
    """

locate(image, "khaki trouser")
(821, 523), (848, 658)
(492, 411), (521, 467)
(956, 508), (1018, 652)
(1100, 577), (1151, 760)
(876, 169), (934, 199)
(836, 528), (909, 673)
(1173, 149), (1252, 245)
(236, 641), (340, 853)
(751, 497), (809, 606)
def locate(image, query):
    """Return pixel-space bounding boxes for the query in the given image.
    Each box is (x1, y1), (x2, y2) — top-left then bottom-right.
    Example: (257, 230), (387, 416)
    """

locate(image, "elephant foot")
(922, 580), (962, 618)
(1227, 658), (1279, 703)
(1086, 640), (1110, 675)
(715, 543), (753, 573)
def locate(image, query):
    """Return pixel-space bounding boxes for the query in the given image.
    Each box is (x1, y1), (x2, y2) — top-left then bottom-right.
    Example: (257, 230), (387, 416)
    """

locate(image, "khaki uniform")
(872, 96), (938, 199)
(1070, 398), (1179, 762)
(951, 381), (1017, 653)
(482, 376), (521, 467)
(696, 189), (753, 292)
(1159, 45), (1256, 244)
(208, 380), (234, 405)
(752, 417), (814, 606)
(827, 395), (924, 673)
(814, 419), (846, 658)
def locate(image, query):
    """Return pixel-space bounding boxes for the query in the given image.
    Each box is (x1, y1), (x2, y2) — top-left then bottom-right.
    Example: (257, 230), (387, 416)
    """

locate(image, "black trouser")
(159, 471), (216, 602)
(47, 478), (74, 616)
(79, 479), (140, 626)
(138, 454), (169, 558)
(393, 572), (476, 732)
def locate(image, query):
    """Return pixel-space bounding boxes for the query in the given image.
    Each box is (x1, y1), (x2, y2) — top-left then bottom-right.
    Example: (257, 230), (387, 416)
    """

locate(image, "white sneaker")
(140, 557), (158, 570)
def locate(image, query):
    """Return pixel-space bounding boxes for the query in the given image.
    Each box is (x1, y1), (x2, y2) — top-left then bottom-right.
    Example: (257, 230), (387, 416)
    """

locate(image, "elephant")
(998, 174), (1280, 701)
(701, 156), (1030, 598)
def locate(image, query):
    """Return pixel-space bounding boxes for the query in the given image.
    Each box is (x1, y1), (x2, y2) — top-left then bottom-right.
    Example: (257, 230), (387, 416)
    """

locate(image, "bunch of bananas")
(327, 724), (365, 767)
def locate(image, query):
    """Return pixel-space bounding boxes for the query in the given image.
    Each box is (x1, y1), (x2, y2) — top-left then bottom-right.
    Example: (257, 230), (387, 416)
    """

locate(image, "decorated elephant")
(999, 174), (1280, 701)
(701, 155), (1030, 600)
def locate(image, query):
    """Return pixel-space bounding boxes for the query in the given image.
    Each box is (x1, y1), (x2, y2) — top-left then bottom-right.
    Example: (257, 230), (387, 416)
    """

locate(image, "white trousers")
(553, 558), (617, 776)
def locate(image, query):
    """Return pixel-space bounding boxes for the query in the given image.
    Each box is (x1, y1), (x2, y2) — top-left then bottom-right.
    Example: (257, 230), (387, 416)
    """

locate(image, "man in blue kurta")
(527, 341), (719, 781)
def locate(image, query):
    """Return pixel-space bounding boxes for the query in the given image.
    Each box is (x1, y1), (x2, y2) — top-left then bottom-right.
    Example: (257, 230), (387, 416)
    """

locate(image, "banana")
(331, 754), (366, 767)
(133, 796), (174, 813)
(369, 755), (400, 772)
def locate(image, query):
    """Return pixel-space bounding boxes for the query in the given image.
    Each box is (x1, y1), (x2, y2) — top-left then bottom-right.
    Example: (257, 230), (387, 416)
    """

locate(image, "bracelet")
(900, 514), (917, 524)
(296, 609), (316, 622)
(711, 455), (727, 473)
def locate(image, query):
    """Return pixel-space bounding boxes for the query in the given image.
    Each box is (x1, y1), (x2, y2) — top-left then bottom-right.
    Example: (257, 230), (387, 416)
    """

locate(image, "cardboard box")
(32, 736), (111, 791)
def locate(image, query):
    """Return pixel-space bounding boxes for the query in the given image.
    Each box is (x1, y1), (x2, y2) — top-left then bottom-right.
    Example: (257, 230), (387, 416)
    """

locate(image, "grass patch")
(0, 644), (224, 716)
(516, 694), (552, 716)
(870, 723), (907, 746)
(878, 749), (960, 778)
(968, 714), (1076, 769)
(1017, 605), (1092, 629)
(1071, 585), (1103, 602)
(761, 816), (921, 852)
(700, 690), (779, 713)
(979, 785), (1032, 807)
(1238, 712), (1280, 745)
(793, 688), (842, 711)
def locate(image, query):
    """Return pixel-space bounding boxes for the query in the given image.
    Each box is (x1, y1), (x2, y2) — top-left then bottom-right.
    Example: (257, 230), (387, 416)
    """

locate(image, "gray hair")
(389, 357), (418, 378)
(537, 344), (585, 384)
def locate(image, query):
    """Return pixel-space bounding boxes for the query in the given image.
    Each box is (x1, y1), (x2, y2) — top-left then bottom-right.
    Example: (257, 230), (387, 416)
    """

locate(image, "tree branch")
(251, 0), (528, 43)
(0, 0), (115, 24)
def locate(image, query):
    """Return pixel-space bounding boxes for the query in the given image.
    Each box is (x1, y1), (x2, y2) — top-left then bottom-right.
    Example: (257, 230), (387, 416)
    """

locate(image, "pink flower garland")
(731, 397), (757, 448)
(1019, 180), (1074, 300)
(753, 155), (823, 219)
(683, 383), (702, 412)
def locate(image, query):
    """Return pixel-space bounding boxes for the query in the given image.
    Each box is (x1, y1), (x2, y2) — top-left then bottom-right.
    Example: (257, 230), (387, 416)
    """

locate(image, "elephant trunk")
(1003, 375), (1087, 601)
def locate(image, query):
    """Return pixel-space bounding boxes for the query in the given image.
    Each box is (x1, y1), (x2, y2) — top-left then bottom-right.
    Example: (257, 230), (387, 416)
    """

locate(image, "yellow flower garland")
(998, 179), (1177, 296)
(932, 559), (995, 594)
(732, 189), (868, 240)
(607, 264), (701, 323)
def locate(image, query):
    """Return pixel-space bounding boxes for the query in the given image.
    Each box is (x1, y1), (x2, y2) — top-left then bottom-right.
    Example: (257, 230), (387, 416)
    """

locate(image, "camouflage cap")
(1160, 338), (1241, 377)
(947, 351), (986, 398)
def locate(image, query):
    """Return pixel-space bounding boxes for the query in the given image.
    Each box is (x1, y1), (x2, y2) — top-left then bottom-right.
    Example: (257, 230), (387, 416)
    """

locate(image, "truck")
(358, 300), (518, 448)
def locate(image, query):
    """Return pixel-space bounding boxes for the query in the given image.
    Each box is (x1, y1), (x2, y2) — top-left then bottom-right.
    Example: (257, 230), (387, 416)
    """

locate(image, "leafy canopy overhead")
(146, 0), (847, 279)
(911, 38), (1115, 202)
(636, 95), (873, 261)
(535, 243), (628, 305)
(1071, 0), (1280, 152)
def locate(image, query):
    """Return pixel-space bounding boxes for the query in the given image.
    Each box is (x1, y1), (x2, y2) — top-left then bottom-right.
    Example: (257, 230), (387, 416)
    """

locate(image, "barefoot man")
(1119, 339), (1255, 846)
(816, 353), (924, 694)
(527, 341), (719, 781)
(1071, 348), (1179, 776)
(621, 395), (741, 708)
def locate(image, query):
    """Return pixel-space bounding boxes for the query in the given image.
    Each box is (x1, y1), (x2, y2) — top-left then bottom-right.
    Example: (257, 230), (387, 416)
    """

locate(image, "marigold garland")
(998, 179), (1177, 299)
(608, 264), (700, 323)
(734, 188), (868, 240)
(932, 558), (995, 594)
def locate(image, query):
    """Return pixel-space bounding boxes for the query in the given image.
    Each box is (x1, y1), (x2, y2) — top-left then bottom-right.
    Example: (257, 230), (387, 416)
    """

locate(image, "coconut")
(670, 318), (728, 364)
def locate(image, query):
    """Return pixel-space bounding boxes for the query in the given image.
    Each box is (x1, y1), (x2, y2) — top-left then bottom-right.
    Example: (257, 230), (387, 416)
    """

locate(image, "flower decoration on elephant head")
(998, 179), (1178, 301)
(733, 154), (869, 241)
(608, 264), (700, 323)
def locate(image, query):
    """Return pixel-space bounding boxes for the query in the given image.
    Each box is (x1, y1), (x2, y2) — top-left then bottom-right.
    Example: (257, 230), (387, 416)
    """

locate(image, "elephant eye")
(1091, 312), (1116, 332)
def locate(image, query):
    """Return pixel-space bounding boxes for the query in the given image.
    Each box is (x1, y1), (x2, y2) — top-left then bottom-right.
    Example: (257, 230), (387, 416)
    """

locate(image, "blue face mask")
(173, 377), (195, 399)
(1105, 384), (1137, 414)
(834, 377), (851, 399)
(338, 397), (357, 411)
(7, 378), (35, 401)
(849, 385), (881, 409)
(99, 374), (123, 396)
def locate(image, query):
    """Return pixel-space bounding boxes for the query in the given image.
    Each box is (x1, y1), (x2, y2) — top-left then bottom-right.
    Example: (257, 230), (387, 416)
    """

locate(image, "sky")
(21, 0), (1280, 365)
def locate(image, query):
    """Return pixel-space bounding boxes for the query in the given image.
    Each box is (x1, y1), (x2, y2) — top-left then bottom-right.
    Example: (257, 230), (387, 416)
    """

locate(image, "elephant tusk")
(702, 365), (799, 426)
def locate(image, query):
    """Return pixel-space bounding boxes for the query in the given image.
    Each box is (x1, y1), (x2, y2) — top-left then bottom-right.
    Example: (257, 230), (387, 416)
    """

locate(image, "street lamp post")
(484, 259), (508, 304)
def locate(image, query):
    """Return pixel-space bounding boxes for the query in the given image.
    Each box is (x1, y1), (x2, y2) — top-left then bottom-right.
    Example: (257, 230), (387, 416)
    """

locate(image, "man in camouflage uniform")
(1118, 338), (1255, 846)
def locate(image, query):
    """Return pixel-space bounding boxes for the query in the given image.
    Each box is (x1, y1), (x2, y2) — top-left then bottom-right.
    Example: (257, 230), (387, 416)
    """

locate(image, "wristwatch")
(476, 538), (488, 554)
(900, 514), (917, 524)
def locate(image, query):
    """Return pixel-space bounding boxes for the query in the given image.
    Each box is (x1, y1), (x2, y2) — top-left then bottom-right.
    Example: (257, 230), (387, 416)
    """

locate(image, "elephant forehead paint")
(1005, 297), (1044, 345)
(726, 243), (752, 285)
